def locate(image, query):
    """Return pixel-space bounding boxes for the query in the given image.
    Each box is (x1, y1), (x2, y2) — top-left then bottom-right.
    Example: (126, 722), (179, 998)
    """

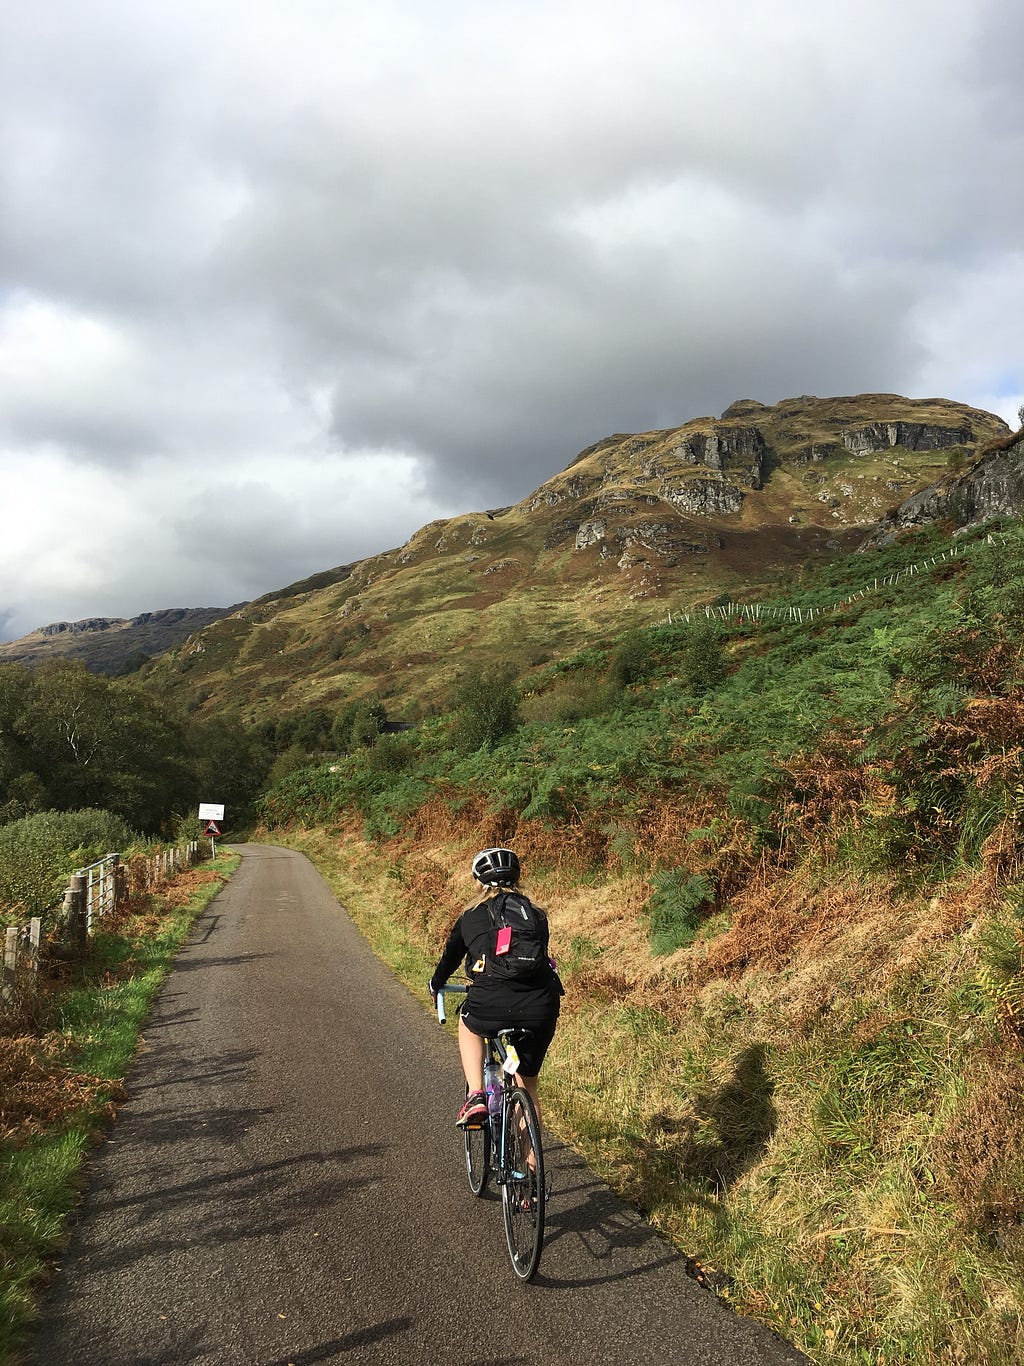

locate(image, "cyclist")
(428, 847), (563, 1129)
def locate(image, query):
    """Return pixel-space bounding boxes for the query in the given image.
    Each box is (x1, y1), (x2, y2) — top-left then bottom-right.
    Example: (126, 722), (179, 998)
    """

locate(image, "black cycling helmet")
(471, 847), (520, 886)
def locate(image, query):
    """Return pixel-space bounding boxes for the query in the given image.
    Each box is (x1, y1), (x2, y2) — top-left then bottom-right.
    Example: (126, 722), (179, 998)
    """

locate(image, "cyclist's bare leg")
(517, 1073), (542, 1130)
(457, 1015), (485, 1092)
(516, 1072), (541, 1172)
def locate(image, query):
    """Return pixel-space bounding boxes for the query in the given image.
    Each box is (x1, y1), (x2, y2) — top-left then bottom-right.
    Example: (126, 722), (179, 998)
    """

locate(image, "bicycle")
(436, 984), (546, 1281)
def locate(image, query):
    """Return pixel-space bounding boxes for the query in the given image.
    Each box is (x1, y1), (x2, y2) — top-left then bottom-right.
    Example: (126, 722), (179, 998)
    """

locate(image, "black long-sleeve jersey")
(430, 896), (562, 1025)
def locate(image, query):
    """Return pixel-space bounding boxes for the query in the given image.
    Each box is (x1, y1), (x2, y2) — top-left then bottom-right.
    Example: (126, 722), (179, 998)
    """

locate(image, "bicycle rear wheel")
(465, 1118), (490, 1195)
(500, 1087), (545, 1281)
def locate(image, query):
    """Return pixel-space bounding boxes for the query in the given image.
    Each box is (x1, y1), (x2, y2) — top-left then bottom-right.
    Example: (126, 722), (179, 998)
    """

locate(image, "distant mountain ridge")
(0, 606), (244, 675)
(138, 392), (1012, 725)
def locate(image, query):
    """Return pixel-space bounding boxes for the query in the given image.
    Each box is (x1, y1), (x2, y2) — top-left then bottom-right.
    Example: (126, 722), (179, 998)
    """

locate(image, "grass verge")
(0, 851), (239, 1361)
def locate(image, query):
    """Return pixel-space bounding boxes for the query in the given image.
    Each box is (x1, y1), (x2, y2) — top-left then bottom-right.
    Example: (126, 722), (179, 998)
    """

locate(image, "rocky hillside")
(142, 393), (1009, 723)
(0, 606), (243, 675)
(865, 423), (1024, 543)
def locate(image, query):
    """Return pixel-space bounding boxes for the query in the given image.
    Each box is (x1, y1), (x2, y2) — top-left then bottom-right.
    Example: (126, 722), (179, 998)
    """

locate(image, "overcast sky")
(1, 0), (1021, 641)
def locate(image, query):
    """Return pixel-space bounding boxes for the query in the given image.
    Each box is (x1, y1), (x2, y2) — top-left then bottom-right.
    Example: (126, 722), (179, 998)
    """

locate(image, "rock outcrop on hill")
(842, 421), (972, 455)
(523, 394), (1006, 571)
(864, 428), (1024, 543)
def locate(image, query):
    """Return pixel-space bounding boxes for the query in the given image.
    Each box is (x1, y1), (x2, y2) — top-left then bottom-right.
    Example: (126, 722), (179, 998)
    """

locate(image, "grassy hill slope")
(256, 516), (1024, 1363)
(143, 393), (1007, 725)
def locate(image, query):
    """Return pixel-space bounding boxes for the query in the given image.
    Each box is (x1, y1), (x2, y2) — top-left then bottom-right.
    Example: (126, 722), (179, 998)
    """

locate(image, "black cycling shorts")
(460, 1009), (558, 1078)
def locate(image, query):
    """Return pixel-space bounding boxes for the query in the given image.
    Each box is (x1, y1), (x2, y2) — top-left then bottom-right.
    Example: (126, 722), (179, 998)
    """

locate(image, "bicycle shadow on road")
(530, 1141), (689, 1290)
(167, 949), (275, 972)
(644, 1042), (778, 1194)
(118, 1037), (256, 1098)
(263, 1317), (416, 1365)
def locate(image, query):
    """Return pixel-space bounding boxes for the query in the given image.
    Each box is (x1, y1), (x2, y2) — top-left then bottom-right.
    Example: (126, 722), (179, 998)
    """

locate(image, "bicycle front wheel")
(465, 1118), (491, 1195)
(500, 1087), (545, 1281)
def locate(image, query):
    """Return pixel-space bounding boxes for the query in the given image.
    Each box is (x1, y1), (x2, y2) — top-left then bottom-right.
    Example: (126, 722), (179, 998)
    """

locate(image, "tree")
(185, 716), (274, 820)
(18, 661), (111, 776)
(9, 661), (191, 830)
(292, 707), (332, 751)
(0, 665), (38, 821)
(451, 662), (520, 753)
(684, 625), (727, 695)
(331, 697), (386, 751)
(350, 699), (387, 748)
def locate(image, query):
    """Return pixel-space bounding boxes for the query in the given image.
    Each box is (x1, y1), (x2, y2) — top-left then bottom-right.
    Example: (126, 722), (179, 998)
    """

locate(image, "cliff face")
(863, 429), (1024, 545)
(842, 421), (972, 455)
(40, 618), (125, 637)
(513, 394), (1006, 580)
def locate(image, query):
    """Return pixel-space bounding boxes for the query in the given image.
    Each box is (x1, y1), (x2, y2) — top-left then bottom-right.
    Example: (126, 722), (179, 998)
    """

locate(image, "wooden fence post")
(109, 853), (121, 915)
(116, 860), (128, 909)
(3, 926), (18, 1002)
(64, 873), (88, 952)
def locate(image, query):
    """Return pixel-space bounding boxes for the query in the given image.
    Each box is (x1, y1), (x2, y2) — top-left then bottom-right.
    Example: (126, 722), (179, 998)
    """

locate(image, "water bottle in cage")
(484, 1059), (502, 1117)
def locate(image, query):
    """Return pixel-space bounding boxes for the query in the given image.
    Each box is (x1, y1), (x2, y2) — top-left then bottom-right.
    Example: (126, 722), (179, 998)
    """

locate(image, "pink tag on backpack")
(495, 925), (512, 955)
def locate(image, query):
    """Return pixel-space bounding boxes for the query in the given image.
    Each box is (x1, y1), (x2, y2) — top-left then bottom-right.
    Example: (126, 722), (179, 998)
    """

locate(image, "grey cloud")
(322, 226), (923, 504)
(1, 0), (1021, 640)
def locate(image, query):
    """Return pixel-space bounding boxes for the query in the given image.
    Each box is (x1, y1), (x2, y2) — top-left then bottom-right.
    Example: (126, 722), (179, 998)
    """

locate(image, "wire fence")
(663, 530), (1015, 627)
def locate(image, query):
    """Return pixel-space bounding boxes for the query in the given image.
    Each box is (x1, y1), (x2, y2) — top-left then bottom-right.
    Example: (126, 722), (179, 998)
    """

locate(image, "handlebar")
(434, 983), (467, 1024)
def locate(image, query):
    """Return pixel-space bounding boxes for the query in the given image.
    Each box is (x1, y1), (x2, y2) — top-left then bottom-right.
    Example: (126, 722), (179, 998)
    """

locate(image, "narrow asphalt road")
(27, 844), (805, 1366)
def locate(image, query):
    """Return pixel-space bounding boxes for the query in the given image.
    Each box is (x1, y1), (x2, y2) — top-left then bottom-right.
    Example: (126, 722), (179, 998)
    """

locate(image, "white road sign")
(198, 803), (225, 821)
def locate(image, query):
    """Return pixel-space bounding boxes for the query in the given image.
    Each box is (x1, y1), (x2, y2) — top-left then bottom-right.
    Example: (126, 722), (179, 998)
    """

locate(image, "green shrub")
(645, 869), (716, 954)
(0, 809), (137, 924)
(610, 630), (659, 688)
(683, 624), (727, 694)
(365, 734), (414, 777)
(266, 744), (310, 787)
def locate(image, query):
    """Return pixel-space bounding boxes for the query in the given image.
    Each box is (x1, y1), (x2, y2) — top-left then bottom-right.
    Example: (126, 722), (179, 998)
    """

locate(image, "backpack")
(469, 892), (548, 983)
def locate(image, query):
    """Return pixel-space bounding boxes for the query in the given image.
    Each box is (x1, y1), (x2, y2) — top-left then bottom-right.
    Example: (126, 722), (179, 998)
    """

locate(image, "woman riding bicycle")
(428, 847), (563, 1129)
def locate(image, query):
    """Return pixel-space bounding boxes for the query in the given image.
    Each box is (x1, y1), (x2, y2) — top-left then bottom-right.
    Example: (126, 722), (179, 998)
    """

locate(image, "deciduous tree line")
(0, 660), (270, 832)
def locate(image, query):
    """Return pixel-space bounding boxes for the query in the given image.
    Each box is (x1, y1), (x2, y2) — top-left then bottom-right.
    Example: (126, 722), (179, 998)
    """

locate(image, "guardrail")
(1, 838), (205, 1012)
(83, 854), (120, 934)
